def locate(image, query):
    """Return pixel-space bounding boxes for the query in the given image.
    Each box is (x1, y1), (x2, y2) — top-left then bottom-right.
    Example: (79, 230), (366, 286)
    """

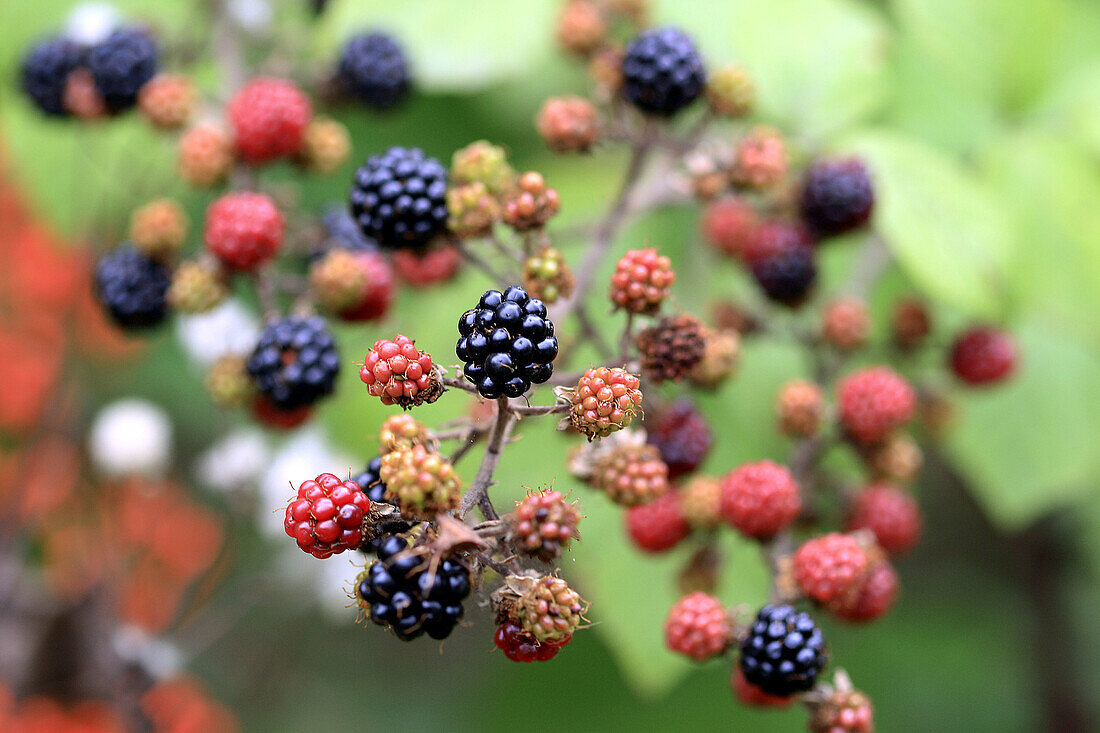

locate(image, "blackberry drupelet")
(94, 246), (170, 329)
(86, 28), (159, 112)
(740, 604), (827, 697)
(349, 147), (448, 250)
(621, 27), (705, 115)
(456, 286), (558, 399)
(799, 159), (874, 237)
(337, 32), (410, 110)
(246, 316), (340, 410)
(358, 536), (471, 641)
(752, 244), (817, 306)
(20, 36), (84, 116)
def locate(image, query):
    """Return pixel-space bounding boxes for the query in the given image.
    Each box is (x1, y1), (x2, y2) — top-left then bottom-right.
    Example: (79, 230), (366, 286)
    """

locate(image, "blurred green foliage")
(3, 0), (1100, 730)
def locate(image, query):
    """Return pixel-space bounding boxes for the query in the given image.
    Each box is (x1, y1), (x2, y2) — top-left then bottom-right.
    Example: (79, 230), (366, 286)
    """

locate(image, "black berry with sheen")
(621, 27), (705, 115)
(349, 147), (448, 250)
(456, 286), (558, 399)
(799, 159), (874, 237)
(246, 316), (340, 410)
(86, 28), (159, 112)
(94, 246), (171, 329)
(358, 536), (471, 641)
(740, 604), (827, 697)
(337, 32), (410, 109)
(752, 245), (817, 306)
(20, 36), (83, 116)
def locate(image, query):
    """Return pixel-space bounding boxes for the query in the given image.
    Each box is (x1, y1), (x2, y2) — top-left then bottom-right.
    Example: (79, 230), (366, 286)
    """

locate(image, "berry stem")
(460, 397), (516, 520)
(454, 238), (515, 282)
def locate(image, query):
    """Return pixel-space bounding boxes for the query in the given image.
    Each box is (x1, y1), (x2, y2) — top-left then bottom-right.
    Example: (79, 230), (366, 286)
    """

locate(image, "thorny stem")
(459, 398), (516, 521)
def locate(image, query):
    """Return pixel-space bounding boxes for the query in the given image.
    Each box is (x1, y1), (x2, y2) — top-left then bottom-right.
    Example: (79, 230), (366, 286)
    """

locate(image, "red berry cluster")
(837, 366), (916, 445)
(359, 335), (441, 408)
(719, 460), (801, 539)
(204, 192), (284, 271)
(664, 592), (731, 661)
(609, 247), (676, 314)
(228, 77), (313, 164)
(284, 473), (372, 558)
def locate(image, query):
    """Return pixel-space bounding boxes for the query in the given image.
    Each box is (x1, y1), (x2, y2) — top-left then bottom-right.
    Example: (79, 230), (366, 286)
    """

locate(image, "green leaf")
(942, 316), (1100, 529)
(840, 130), (1016, 319)
(658, 0), (889, 144)
(1030, 59), (1100, 161)
(318, 0), (557, 91)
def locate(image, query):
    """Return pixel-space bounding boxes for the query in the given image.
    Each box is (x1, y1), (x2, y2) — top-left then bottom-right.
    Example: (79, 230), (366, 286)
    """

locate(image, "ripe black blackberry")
(86, 28), (159, 113)
(358, 536), (471, 641)
(752, 244), (817, 306)
(246, 316), (340, 410)
(456, 286), (558, 399)
(94, 246), (170, 329)
(20, 36), (84, 116)
(621, 27), (705, 115)
(799, 159), (874, 237)
(349, 146), (448, 250)
(739, 604), (827, 697)
(337, 32), (410, 110)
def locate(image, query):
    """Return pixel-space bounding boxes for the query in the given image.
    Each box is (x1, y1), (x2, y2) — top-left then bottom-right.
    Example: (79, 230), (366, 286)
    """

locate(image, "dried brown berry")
(635, 314), (706, 383)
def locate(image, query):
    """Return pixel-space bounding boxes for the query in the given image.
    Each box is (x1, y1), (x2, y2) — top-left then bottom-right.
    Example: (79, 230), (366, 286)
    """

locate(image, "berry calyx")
(227, 77), (312, 164)
(283, 473), (371, 558)
(635, 314), (706, 383)
(609, 247), (676, 315)
(837, 366), (917, 445)
(359, 335), (442, 409)
(799, 158), (874, 237)
(506, 489), (582, 562)
(568, 366), (643, 440)
(718, 460), (800, 539)
(203, 192), (284, 271)
(949, 327), (1018, 386)
(793, 533), (870, 605)
(646, 398), (713, 480)
(845, 484), (921, 556)
(625, 490), (689, 553)
(665, 592), (731, 661)
(621, 27), (705, 115)
(379, 444), (461, 517)
(740, 604), (827, 697)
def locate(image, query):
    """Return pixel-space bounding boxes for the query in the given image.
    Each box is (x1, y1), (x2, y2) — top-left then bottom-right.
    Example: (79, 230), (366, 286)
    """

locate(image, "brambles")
(203, 192), (284, 271)
(719, 460), (801, 539)
(20, 37), (83, 116)
(350, 146), (449, 249)
(621, 27), (705, 115)
(283, 473), (371, 558)
(379, 444), (462, 516)
(837, 367), (917, 445)
(740, 605), (827, 697)
(358, 335), (442, 408)
(846, 484), (922, 555)
(167, 260), (228, 313)
(512, 574), (588, 642)
(86, 28), (159, 112)
(793, 533), (871, 605)
(822, 297), (871, 351)
(522, 246), (575, 304)
(625, 490), (689, 552)
(310, 248), (394, 321)
(138, 74), (196, 129)
(831, 560), (898, 622)
(506, 489), (582, 561)
(178, 124), (233, 186)
(646, 398), (713, 480)
(590, 440), (670, 506)
(665, 592), (731, 661)
(227, 77), (312, 164)
(336, 31), (410, 109)
(457, 287), (558, 398)
(706, 64), (754, 117)
(777, 380), (824, 437)
(130, 198), (188, 259)
(635, 313), (706, 382)
(537, 96), (601, 152)
(799, 158), (875, 237)
(494, 619), (571, 662)
(752, 242), (818, 306)
(502, 171), (561, 230)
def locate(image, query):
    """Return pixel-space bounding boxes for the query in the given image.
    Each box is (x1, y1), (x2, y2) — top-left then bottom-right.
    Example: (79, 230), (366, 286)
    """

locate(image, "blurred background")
(2, 0), (1100, 731)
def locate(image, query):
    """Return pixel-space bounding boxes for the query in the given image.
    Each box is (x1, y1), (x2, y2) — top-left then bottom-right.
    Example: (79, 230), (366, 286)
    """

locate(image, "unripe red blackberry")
(130, 199), (188, 260)
(309, 248), (394, 322)
(810, 687), (875, 733)
(502, 172), (561, 231)
(493, 619), (572, 662)
(793, 533), (870, 605)
(799, 158), (874, 237)
(892, 297), (930, 351)
(537, 96), (600, 152)
(776, 379), (824, 437)
(299, 117), (351, 174)
(635, 314), (706, 382)
(718, 460), (800, 539)
(837, 367), (916, 445)
(392, 245), (461, 287)
(228, 77), (312, 165)
(205, 354), (255, 408)
(204, 192), (284, 271)
(646, 398), (713, 480)
(731, 667), (793, 708)
(689, 329), (741, 389)
(831, 560), (898, 622)
(665, 592), (731, 661)
(821, 297), (870, 351)
(609, 247), (676, 315)
(706, 64), (754, 117)
(592, 443), (669, 506)
(447, 182), (501, 238)
(451, 140), (514, 195)
(522, 246), (575, 305)
(515, 575), (588, 643)
(732, 127), (787, 188)
(701, 196), (760, 260)
(625, 490), (689, 552)
(138, 74), (196, 129)
(846, 484), (921, 555)
(568, 366), (643, 439)
(283, 472), (371, 558)
(867, 431), (923, 483)
(178, 124), (233, 187)
(379, 443), (461, 517)
(378, 413), (431, 453)
(252, 396), (313, 429)
(950, 327), (1018, 386)
(506, 489), (582, 561)
(679, 475), (722, 529)
(359, 335), (442, 408)
(167, 260), (228, 314)
(556, 0), (607, 55)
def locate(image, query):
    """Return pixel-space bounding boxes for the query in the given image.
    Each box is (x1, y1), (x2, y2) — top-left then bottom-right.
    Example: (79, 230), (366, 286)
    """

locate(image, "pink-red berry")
(610, 247), (676, 314)
(359, 335), (441, 408)
(228, 77), (312, 165)
(793, 533), (870, 605)
(822, 297), (870, 351)
(392, 245), (462, 286)
(568, 366), (643, 439)
(718, 460), (800, 539)
(178, 124), (233, 187)
(507, 489), (582, 561)
(537, 95), (600, 152)
(625, 490), (689, 552)
(204, 192), (284, 271)
(846, 484), (921, 555)
(284, 472), (371, 558)
(310, 248), (394, 321)
(732, 667), (793, 707)
(743, 219), (814, 266)
(493, 619), (572, 662)
(664, 592), (731, 661)
(701, 196), (760, 261)
(832, 560), (898, 622)
(837, 366), (916, 445)
(950, 327), (1017, 386)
